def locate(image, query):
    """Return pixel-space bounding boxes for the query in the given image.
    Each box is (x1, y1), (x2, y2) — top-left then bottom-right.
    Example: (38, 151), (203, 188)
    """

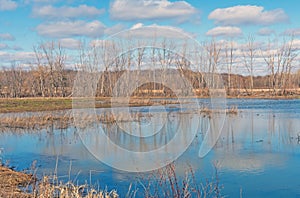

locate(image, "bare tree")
(150, 40), (157, 95)
(243, 35), (256, 94)
(205, 39), (221, 89)
(263, 36), (298, 95)
(225, 40), (235, 95)
(7, 62), (24, 97)
(159, 39), (176, 95)
(33, 45), (47, 97)
(54, 43), (67, 97)
(135, 41), (146, 96)
(41, 41), (56, 96)
(193, 42), (205, 95)
(33, 41), (67, 97)
(263, 38), (279, 95)
(280, 36), (298, 94)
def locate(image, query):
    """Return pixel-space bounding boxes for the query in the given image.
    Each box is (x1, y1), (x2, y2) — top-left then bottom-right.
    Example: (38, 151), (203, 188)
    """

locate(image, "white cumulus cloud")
(206, 26), (242, 37)
(257, 28), (275, 36)
(0, 43), (9, 50)
(110, 0), (198, 22)
(283, 28), (300, 36)
(104, 24), (125, 36)
(0, 33), (15, 41)
(0, 51), (35, 63)
(208, 5), (288, 26)
(0, 0), (17, 11)
(126, 23), (195, 39)
(58, 38), (82, 50)
(36, 20), (106, 38)
(131, 23), (144, 30)
(32, 5), (104, 19)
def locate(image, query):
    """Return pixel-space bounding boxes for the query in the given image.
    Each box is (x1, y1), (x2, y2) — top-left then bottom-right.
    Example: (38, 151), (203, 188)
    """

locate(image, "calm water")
(0, 99), (300, 197)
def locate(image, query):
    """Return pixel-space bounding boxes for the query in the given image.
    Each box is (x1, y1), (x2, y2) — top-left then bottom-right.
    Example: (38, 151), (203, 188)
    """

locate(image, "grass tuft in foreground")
(0, 162), (223, 198)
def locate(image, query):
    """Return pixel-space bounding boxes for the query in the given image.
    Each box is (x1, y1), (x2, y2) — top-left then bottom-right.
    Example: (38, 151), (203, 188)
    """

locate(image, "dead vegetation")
(134, 163), (223, 198)
(34, 176), (119, 198)
(0, 163), (222, 198)
(0, 165), (34, 198)
(226, 105), (238, 115)
(0, 111), (153, 131)
(0, 98), (182, 131)
(0, 112), (72, 131)
(0, 165), (119, 198)
(199, 105), (238, 116)
(0, 103), (238, 131)
(0, 97), (180, 114)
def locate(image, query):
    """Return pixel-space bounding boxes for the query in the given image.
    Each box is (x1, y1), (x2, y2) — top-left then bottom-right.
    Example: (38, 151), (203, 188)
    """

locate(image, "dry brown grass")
(137, 163), (223, 198)
(199, 105), (238, 116)
(0, 165), (119, 198)
(0, 165), (35, 198)
(0, 97), (182, 131)
(0, 162), (223, 198)
(0, 97), (182, 114)
(0, 110), (155, 131)
(226, 105), (238, 115)
(0, 113), (72, 131)
(34, 176), (119, 198)
(0, 104), (238, 131)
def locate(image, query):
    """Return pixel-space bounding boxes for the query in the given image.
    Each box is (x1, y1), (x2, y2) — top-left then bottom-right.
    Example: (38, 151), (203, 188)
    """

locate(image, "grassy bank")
(0, 98), (73, 113)
(0, 95), (299, 114)
(0, 97), (181, 113)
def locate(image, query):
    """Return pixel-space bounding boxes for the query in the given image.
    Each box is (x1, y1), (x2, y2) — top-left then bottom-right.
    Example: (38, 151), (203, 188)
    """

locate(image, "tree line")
(0, 36), (299, 98)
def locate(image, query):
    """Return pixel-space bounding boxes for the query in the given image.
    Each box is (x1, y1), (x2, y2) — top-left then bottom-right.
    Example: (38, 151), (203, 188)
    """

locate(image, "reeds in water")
(199, 105), (238, 116)
(0, 112), (72, 131)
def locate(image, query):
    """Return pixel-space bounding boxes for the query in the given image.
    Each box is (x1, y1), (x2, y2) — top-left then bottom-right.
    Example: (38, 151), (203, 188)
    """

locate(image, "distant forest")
(1, 36), (300, 98)
(0, 68), (299, 98)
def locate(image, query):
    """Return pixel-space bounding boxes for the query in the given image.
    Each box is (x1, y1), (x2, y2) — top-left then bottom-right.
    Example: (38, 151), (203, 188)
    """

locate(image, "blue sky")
(0, 0), (300, 73)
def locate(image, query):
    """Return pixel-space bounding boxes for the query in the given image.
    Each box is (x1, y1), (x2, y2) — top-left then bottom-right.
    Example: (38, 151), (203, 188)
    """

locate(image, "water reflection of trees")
(1, 107), (299, 173)
(92, 111), (197, 153)
(215, 110), (300, 172)
(219, 110), (300, 152)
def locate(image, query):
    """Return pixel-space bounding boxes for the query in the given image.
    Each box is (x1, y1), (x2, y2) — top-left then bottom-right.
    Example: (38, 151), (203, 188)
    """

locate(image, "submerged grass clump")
(0, 112), (72, 131)
(226, 105), (238, 115)
(199, 105), (238, 116)
(0, 105), (238, 132)
(0, 109), (155, 131)
(0, 97), (182, 131)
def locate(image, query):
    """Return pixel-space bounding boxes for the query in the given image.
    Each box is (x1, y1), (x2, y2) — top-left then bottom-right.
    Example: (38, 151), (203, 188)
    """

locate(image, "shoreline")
(0, 165), (119, 198)
(0, 95), (299, 113)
